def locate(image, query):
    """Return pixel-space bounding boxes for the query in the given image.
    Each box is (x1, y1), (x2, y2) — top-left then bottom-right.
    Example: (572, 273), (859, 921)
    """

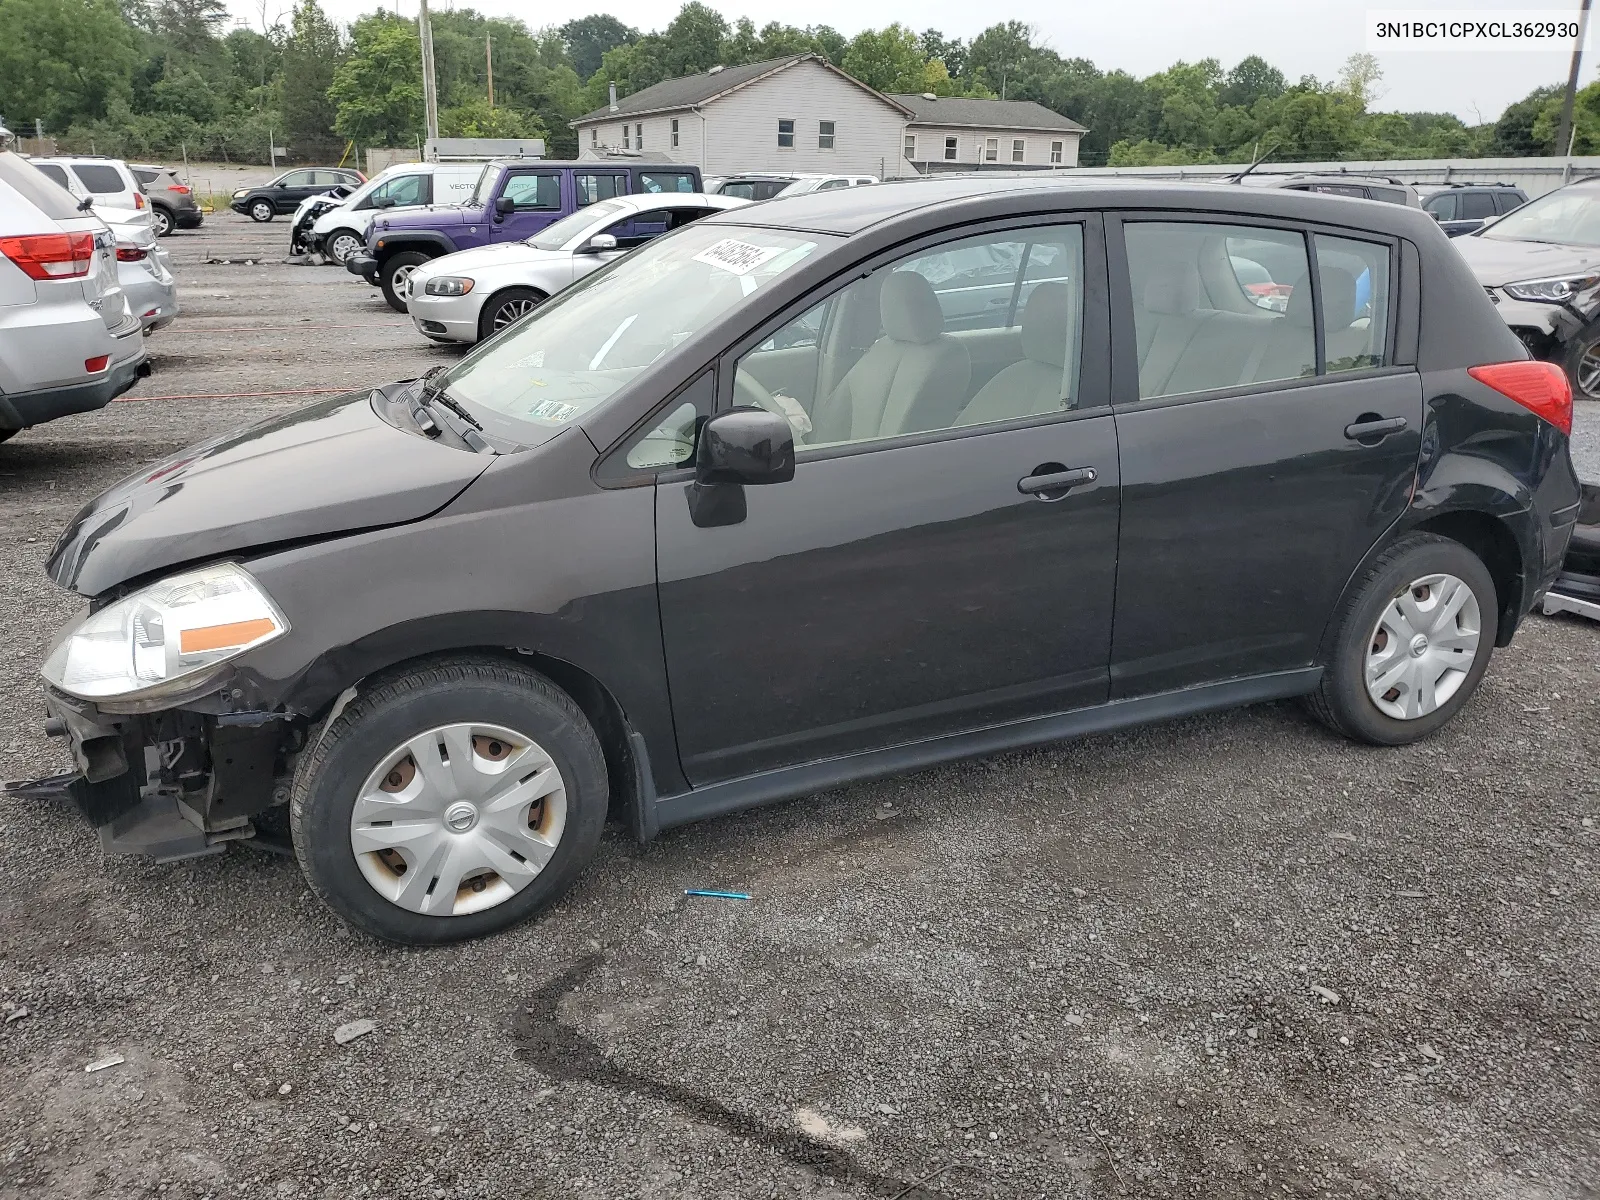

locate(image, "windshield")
(446, 223), (831, 437)
(470, 166), (498, 208)
(528, 201), (624, 250)
(1481, 186), (1600, 246)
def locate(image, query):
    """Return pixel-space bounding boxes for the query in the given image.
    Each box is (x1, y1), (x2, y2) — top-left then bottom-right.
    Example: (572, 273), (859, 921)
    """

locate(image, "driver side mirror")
(688, 407), (794, 528)
(583, 233), (619, 254)
(493, 195), (516, 218)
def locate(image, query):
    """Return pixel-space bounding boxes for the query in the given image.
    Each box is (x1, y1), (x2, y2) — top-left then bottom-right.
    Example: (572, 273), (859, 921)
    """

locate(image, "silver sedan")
(406, 193), (749, 345)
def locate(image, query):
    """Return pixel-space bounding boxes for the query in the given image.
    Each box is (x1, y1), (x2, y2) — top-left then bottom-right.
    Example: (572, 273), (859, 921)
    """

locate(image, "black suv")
(1419, 183), (1528, 236)
(229, 167), (364, 222)
(19, 178), (1581, 944)
(131, 164), (202, 236)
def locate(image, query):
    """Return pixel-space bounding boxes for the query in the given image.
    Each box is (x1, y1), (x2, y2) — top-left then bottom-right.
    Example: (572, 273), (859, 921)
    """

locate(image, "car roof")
(701, 174), (1443, 238)
(606, 192), (746, 213)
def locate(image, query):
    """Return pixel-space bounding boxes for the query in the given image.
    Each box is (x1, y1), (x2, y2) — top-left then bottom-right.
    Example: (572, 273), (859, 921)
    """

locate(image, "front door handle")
(1018, 466), (1097, 499)
(1344, 416), (1408, 441)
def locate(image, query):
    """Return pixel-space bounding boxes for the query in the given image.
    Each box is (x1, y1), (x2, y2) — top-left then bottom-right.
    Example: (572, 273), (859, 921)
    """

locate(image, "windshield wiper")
(415, 367), (492, 452)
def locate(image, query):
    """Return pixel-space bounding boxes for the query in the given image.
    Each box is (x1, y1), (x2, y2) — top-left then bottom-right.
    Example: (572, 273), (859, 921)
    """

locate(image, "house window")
(984, 137), (998, 163)
(671, 118), (679, 149)
(904, 134), (915, 160)
(778, 118), (795, 148)
(1050, 140), (1063, 164)
(944, 136), (958, 161)
(636, 122), (643, 149)
(1012, 138), (1025, 163)
(591, 128), (598, 148)
(622, 124), (630, 149)
(819, 120), (835, 150)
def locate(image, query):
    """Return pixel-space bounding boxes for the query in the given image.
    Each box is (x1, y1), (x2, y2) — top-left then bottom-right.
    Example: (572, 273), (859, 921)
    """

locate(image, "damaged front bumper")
(4, 689), (303, 863)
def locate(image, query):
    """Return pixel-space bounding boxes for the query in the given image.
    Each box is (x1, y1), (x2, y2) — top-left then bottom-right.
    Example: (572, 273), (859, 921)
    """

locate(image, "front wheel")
(1306, 533), (1498, 745)
(1563, 325), (1600, 400)
(380, 251), (431, 313)
(249, 199), (275, 223)
(290, 657), (608, 944)
(476, 287), (546, 342)
(324, 229), (364, 265)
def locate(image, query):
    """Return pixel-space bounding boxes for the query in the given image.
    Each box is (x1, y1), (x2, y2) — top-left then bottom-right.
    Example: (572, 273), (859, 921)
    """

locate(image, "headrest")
(1020, 283), (1073, 367)
(1285, 274), (1314, 327)
(881, 271), (945, 344)
(1142, 261), (1201, 315)
(1286, 267), (1359, 329)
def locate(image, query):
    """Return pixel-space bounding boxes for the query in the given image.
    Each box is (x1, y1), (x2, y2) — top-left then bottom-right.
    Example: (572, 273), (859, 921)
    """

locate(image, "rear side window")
(1314, 235), (1390, 373)
(639, 172), (695, 194)
(1460, 191), (1497, 220)
(1495, 191), (1526, 214)
(72, 164), (125, 194)
(1367, 187), (1406, 205)
(2, 153), (82, 220)
(133, 168), (159, 186)
(576, 173), (626, 206)
(501, 172), (561, 211)
(1126, 221), (1314, 398)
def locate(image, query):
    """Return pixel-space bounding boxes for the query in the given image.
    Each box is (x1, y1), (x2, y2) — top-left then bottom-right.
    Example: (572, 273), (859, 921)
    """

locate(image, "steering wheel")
(732, 369), (783, 416)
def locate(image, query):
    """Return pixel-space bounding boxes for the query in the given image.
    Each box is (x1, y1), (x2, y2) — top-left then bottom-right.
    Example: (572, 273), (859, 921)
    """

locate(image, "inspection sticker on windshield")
(531, 399), (579, 423)
(693, 238), (785, 276)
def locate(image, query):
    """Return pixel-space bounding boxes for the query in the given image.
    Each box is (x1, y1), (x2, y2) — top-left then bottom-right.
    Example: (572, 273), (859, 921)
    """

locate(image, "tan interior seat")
(956, 283), (1076, 426)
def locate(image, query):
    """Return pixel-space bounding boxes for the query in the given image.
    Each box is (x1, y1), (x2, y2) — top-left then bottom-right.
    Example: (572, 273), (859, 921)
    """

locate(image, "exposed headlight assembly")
(42, 563), (288, 707)
(1502, 273), (1600, 303)
(423, 276), (474, 297)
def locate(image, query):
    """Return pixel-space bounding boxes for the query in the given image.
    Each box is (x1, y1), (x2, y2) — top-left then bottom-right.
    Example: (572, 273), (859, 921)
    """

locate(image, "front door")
(655, 218), (1122, 785)
(1108, 216), (1423, 696)
(491, 169), (566, 242)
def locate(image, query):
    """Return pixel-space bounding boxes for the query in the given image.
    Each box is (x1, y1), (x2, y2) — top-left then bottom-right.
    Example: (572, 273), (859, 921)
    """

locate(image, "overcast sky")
(223, 0), (1594, 125)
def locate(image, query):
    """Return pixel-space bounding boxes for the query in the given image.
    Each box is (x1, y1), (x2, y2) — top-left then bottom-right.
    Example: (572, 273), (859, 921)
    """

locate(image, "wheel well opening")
(1413, 511), (1522, 645)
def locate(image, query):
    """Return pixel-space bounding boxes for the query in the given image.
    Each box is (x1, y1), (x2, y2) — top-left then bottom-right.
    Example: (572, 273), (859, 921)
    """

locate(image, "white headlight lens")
(424, 276), (474, 296)
(42, 563), (288, 701)
(1503, 274), (1600, 303)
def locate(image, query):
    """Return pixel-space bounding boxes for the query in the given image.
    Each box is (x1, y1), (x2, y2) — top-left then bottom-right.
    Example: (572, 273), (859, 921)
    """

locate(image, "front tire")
(290, 657), (608, 944)
(380, 251), (431, 313)
(477, 287), (547, 342)
(1564, 325), (1600, 401)
(325, 229), (364, 265)
(1306, 533), (1498, 745)
(249, 199), (275, 223)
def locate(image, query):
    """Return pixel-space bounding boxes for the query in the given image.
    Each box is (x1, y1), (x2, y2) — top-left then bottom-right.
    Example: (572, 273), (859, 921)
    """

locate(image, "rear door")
(1107, 213), (1422, 697)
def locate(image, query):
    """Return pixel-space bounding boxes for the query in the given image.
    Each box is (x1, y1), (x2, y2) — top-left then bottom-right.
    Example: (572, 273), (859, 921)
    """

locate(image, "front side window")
(279, 170), (314, 188)
(1012, 139), (1025, 163)
(731, 224), (1085, 451)
(671, 118), (680, 148)
(444, 226), (829, 442)
(1051, 140), (1064, 164)
(904, 134), (916, 160)
(819, 121), (836, 150)
(1424, 193), (1457, 221)
(1315, 234), (1390, 373)
(944, 136), (959, 161)
(1126, 221), (1314, 399)
(984, 138), (999, 163)
(500, 172), (561, 211)
(778, 119), (796, 148)
(576, 173), (626, 207)
(371, 174), (426, 207)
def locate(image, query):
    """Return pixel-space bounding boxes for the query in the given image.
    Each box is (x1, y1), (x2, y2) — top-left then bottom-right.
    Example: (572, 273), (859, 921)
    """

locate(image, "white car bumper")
(407, 288), (484, 344)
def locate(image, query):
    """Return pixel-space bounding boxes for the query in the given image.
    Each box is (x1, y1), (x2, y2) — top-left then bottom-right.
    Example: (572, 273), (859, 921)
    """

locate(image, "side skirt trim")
(652, 667), (1323, 832)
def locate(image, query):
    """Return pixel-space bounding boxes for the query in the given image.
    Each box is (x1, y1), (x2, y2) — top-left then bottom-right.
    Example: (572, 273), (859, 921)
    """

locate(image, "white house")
(571, 55), (916, 179)
(891, 94), (1086, 172)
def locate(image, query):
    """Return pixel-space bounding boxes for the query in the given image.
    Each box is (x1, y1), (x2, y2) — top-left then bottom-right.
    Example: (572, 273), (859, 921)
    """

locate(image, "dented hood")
(47, 391), (492, 596)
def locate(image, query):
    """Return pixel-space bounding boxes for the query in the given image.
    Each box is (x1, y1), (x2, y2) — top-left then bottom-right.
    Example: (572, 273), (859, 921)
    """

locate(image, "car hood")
(47, 390), (493, 596)
(375, 203), (476, 232)
(1453, 234), (1600, 286)
(416, 242), (569, 276)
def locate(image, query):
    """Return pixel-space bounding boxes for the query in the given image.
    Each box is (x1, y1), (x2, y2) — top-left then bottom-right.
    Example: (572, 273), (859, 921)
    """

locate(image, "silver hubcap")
(253, 203), (271, 220)
(1578, 344), (1600, 397)
(1364, 572), (1481, 720)
(492, 297), (539, 330)
(349, 722), (567, 917)
(329, 234), (360, 263)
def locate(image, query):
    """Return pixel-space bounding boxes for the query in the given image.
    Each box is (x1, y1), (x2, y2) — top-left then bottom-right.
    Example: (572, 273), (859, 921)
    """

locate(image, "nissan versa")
(18, 179), (1580, 945)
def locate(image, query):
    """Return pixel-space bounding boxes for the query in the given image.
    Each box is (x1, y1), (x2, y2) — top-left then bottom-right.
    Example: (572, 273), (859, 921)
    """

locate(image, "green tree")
(155, 0), (227, 56)
(329, 13), (422, 146)
(440, 98), (545, 139)
(660, 2), (727, 76)
(559, 13), (637, 81)
(1336, 52), (1383, 107)
(841, 24), (926, 94)
(280, 0), (343, 147)
(0, 0), (137, 131)
(1218, 55), (1285, 109)
(1533, 80), (1600, 155)
(968, 21), (1034, 99)
(920, 29), (966, 80)
(1491, 84), (1559, 156)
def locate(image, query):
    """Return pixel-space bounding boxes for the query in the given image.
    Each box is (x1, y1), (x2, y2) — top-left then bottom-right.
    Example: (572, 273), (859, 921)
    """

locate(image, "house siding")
(905, 126), (1081, 171)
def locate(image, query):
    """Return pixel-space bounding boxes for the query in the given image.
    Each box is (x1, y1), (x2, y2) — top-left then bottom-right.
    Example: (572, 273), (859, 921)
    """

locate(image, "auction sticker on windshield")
(694, 239), (786, 276)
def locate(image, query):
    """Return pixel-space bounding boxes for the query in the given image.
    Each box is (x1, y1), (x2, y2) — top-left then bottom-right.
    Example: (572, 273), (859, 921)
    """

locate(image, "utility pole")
(486, 35), (494, 109)
(417, 0), (440, 148)
(1555, 0), (1594, 159)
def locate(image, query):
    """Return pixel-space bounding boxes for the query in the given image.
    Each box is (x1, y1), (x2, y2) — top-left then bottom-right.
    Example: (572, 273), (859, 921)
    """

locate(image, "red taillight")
(134, 193), (146, 209)
(1467, 360), (1573, 436)
(116, 244), (148, 262)
(167, 184), (191, 195)
(0, 232), (94, 280)
(85, 355), (109, 373)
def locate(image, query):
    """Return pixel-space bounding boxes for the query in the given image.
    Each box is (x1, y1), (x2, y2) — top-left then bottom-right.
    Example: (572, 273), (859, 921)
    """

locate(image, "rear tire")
(151, 206), (174, 237)
(325, 229), (364, 265)
(249, 199), (274, 223)
(1306, 533), (1498, 745)
(380, 251), (431, 313)
(290, 656), (608, 945)
(476, 287), (546, 342)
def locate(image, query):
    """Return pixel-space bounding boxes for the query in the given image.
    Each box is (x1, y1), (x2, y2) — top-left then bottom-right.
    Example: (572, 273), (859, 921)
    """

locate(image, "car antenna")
(1226, 141), (1279, 184)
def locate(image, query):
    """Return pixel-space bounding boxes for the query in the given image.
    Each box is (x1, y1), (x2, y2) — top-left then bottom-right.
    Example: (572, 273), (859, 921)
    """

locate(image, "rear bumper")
(120, 266), (180, 333)
(346, 254), (380, 285)
(174, 209), (203, 229)
(0, 348), (144, 430)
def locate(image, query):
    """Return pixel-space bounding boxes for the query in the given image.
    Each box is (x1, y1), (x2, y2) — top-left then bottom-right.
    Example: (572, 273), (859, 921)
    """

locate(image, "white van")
(310, 163), (486, 265)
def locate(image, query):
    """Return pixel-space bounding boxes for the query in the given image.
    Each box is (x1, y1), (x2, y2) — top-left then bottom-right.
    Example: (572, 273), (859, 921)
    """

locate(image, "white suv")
(311, 162), (485, 265)
(0, 134), (147, 441)
(30, 156), (149, 216)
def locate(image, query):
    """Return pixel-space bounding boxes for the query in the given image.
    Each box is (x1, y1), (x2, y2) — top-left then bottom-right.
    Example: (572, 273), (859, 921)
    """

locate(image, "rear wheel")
(325, 229), (364, 265)
(249, 199), (275, 223)
(290, 657), (608, 944)
(380, 251), (430, 313)
(1306, 533), (1497, 744)
(477, 287), (546, 342)
(151, 206), (174, 237)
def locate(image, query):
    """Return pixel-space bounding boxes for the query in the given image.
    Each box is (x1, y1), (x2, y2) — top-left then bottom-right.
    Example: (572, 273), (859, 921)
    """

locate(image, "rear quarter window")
(72, 164), (126, 194)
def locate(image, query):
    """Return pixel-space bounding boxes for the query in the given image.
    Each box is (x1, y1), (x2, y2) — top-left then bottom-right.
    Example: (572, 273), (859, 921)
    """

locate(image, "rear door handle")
(1344, 416), (1408, 441)
(1018, 467), (1097, 498)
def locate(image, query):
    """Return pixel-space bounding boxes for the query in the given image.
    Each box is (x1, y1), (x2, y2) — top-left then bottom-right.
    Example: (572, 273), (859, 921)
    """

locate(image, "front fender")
(370, 230), (458, 259)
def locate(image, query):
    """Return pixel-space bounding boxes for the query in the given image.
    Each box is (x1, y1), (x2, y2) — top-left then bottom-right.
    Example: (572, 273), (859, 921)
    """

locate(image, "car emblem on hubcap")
(444, 802), (478, 833)
(1409, 633), (1429, 658)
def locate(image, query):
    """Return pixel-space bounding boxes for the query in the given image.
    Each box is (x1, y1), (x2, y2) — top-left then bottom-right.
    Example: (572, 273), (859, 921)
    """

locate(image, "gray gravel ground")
(1, 217), (1598, 1200)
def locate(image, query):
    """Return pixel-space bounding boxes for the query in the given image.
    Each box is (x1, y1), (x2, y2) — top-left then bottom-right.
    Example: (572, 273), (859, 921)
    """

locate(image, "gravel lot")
(0, 216), (1597, 1200)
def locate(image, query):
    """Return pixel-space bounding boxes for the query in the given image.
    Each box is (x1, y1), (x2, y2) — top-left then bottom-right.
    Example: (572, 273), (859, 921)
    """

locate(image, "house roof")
(889, 94), (1087, 134)
(574, 54), (913, 125)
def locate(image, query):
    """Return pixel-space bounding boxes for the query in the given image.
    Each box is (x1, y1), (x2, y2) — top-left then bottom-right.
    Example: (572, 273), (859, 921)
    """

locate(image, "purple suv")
(346, 159), (701, 311)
